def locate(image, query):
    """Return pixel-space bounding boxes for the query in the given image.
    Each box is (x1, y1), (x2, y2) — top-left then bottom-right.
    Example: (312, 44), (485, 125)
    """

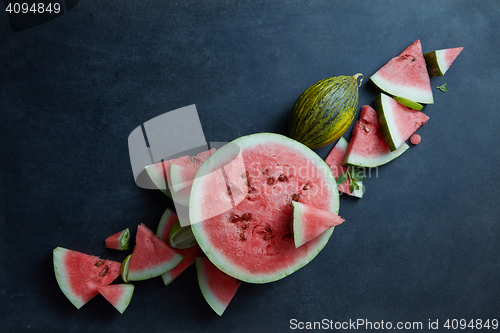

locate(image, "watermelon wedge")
(370, 39), (434, 104)
(196, 257), (241, 316)
(343, 105), (409, 167)
(424, 47), (463, 77)
(292, 201), (344, 248)
(104, 228), (130, 250)
(190, 133), (339, 284)
(325, 137), (364, 198)
(53, 247), (121, 309)
(98, 284), (135, 314)
(156, 207), (202, 285)
(126, 224), (184, 281)
(375, 93), (430, 151)
(145, 149), (216, 198)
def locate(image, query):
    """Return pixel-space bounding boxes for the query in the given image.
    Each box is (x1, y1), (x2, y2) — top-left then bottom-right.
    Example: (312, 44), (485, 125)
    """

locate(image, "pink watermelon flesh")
(370, 39), (434, 104)
(190, 133), (339, 283)
(325, 137), (363, 198)
(145, 149), (216, 197)
(127, 224), (184, 281)
(424, 47), (463, 77)
(343, 105), (409, 167)
(156, 208), (203, 285)
(410, 133), (422, 145)
(375, 93), (429, 151)
(98, 284), (135, 314)
(53, 247), (121, 309)
(292, 201), (344, 248)
(196, 257), (241, 316)
(104, 228), (130, 250)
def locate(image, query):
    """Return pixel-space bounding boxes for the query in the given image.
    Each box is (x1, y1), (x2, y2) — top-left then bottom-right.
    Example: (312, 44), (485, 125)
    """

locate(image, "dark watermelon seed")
(292, 194), (300, 201)
(267, 177), (275, 185)
(278, 174), (286, 182)
(303, 184), (310, 190)
(95, 260), (104, 267)
(242, 213), (250, 221)
(264, 234), (272, 240)
(99, 266), (109, 277)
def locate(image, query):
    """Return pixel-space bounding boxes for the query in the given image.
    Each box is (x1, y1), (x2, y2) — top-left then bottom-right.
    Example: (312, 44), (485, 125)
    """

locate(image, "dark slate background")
(1, 1), (499, 332)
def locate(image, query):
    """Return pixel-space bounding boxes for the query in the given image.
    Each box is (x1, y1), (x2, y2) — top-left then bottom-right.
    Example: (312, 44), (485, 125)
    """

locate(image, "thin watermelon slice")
(145, 149), (216, 198)
(375, 93), (430, 151)
(126, 224), (184, 281)
(53, 247), (121, 309)
(98, 284), (135, 314)
(104, 228), (130, 250)
(292, 201), (344, 248)
(190, 133), (339, 284)
(156, 207), (202, 285)
(424, 47), (463, 77)
(343, 105), (409, 167)
(196, 257), (241, 316)
(370, 39), (434, 104)
(325, 137), (364, 198)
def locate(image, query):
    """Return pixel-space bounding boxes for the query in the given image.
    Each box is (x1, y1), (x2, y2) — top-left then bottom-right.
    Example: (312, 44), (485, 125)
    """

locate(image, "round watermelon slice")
(424, 47), (463, 77)
(53, 247), (122, 309)
(343, 105), (409, 167)
(195, 256), (241, 316)
(370, 39), (434, 104)
(190, 133), (339, 284)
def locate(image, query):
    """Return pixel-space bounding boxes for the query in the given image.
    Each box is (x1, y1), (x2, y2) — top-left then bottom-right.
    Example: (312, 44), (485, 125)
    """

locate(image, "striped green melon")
(289, 74), (363, 149)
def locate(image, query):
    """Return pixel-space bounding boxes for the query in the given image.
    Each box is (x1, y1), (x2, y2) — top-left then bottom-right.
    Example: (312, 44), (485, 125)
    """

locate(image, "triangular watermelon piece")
(145, 149), (216, 198)
(292, 201), (344, 248)
(98, 284), (135, 314)
(53, 247), (121, 309)
(325, 137), (364, 198)
(196, 257), (241, 316)
(343, 105), (409, 167)
(375, 93), (429, 151)
(127, 224), (184, 281)
(424, 47), (463, 77)
(370, 39), (434, 104)
(156, 208), (203, 286)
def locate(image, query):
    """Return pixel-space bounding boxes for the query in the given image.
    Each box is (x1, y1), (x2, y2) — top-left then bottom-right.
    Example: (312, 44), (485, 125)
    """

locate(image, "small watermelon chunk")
(156, 208), (203, 285)
(325, 137), (364, 198)
(370, 40), (434, 104)
(424, 47), (463, 77)
(292, 201), (344, 248)
(53, 247), (121, 309)
(196, 257), (241, 316)
(145, 149), (216, 198)
(343, 105), (409, 167)
(375, 93), (429, 151)
(104, 228), (130, 250)
(127, 224), (184, 281)
(98, 284), (135, 314)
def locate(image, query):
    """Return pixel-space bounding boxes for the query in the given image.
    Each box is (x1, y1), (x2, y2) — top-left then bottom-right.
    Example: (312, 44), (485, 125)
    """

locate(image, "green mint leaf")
(436, 83), (449, 92)
(349, 178), (360, 193)
(336, 173), (348, 185)
(349, 167), (366, 181)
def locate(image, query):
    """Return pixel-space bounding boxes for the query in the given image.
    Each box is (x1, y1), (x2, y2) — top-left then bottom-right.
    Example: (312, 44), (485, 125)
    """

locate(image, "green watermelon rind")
(370, 75), (434, 105)
(98, 283), (135, 314)
(53, 247), (86, 309)
(195, 257), (235, 316)
(344, 143), (409, 168)
(190, 133), (339, 284)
